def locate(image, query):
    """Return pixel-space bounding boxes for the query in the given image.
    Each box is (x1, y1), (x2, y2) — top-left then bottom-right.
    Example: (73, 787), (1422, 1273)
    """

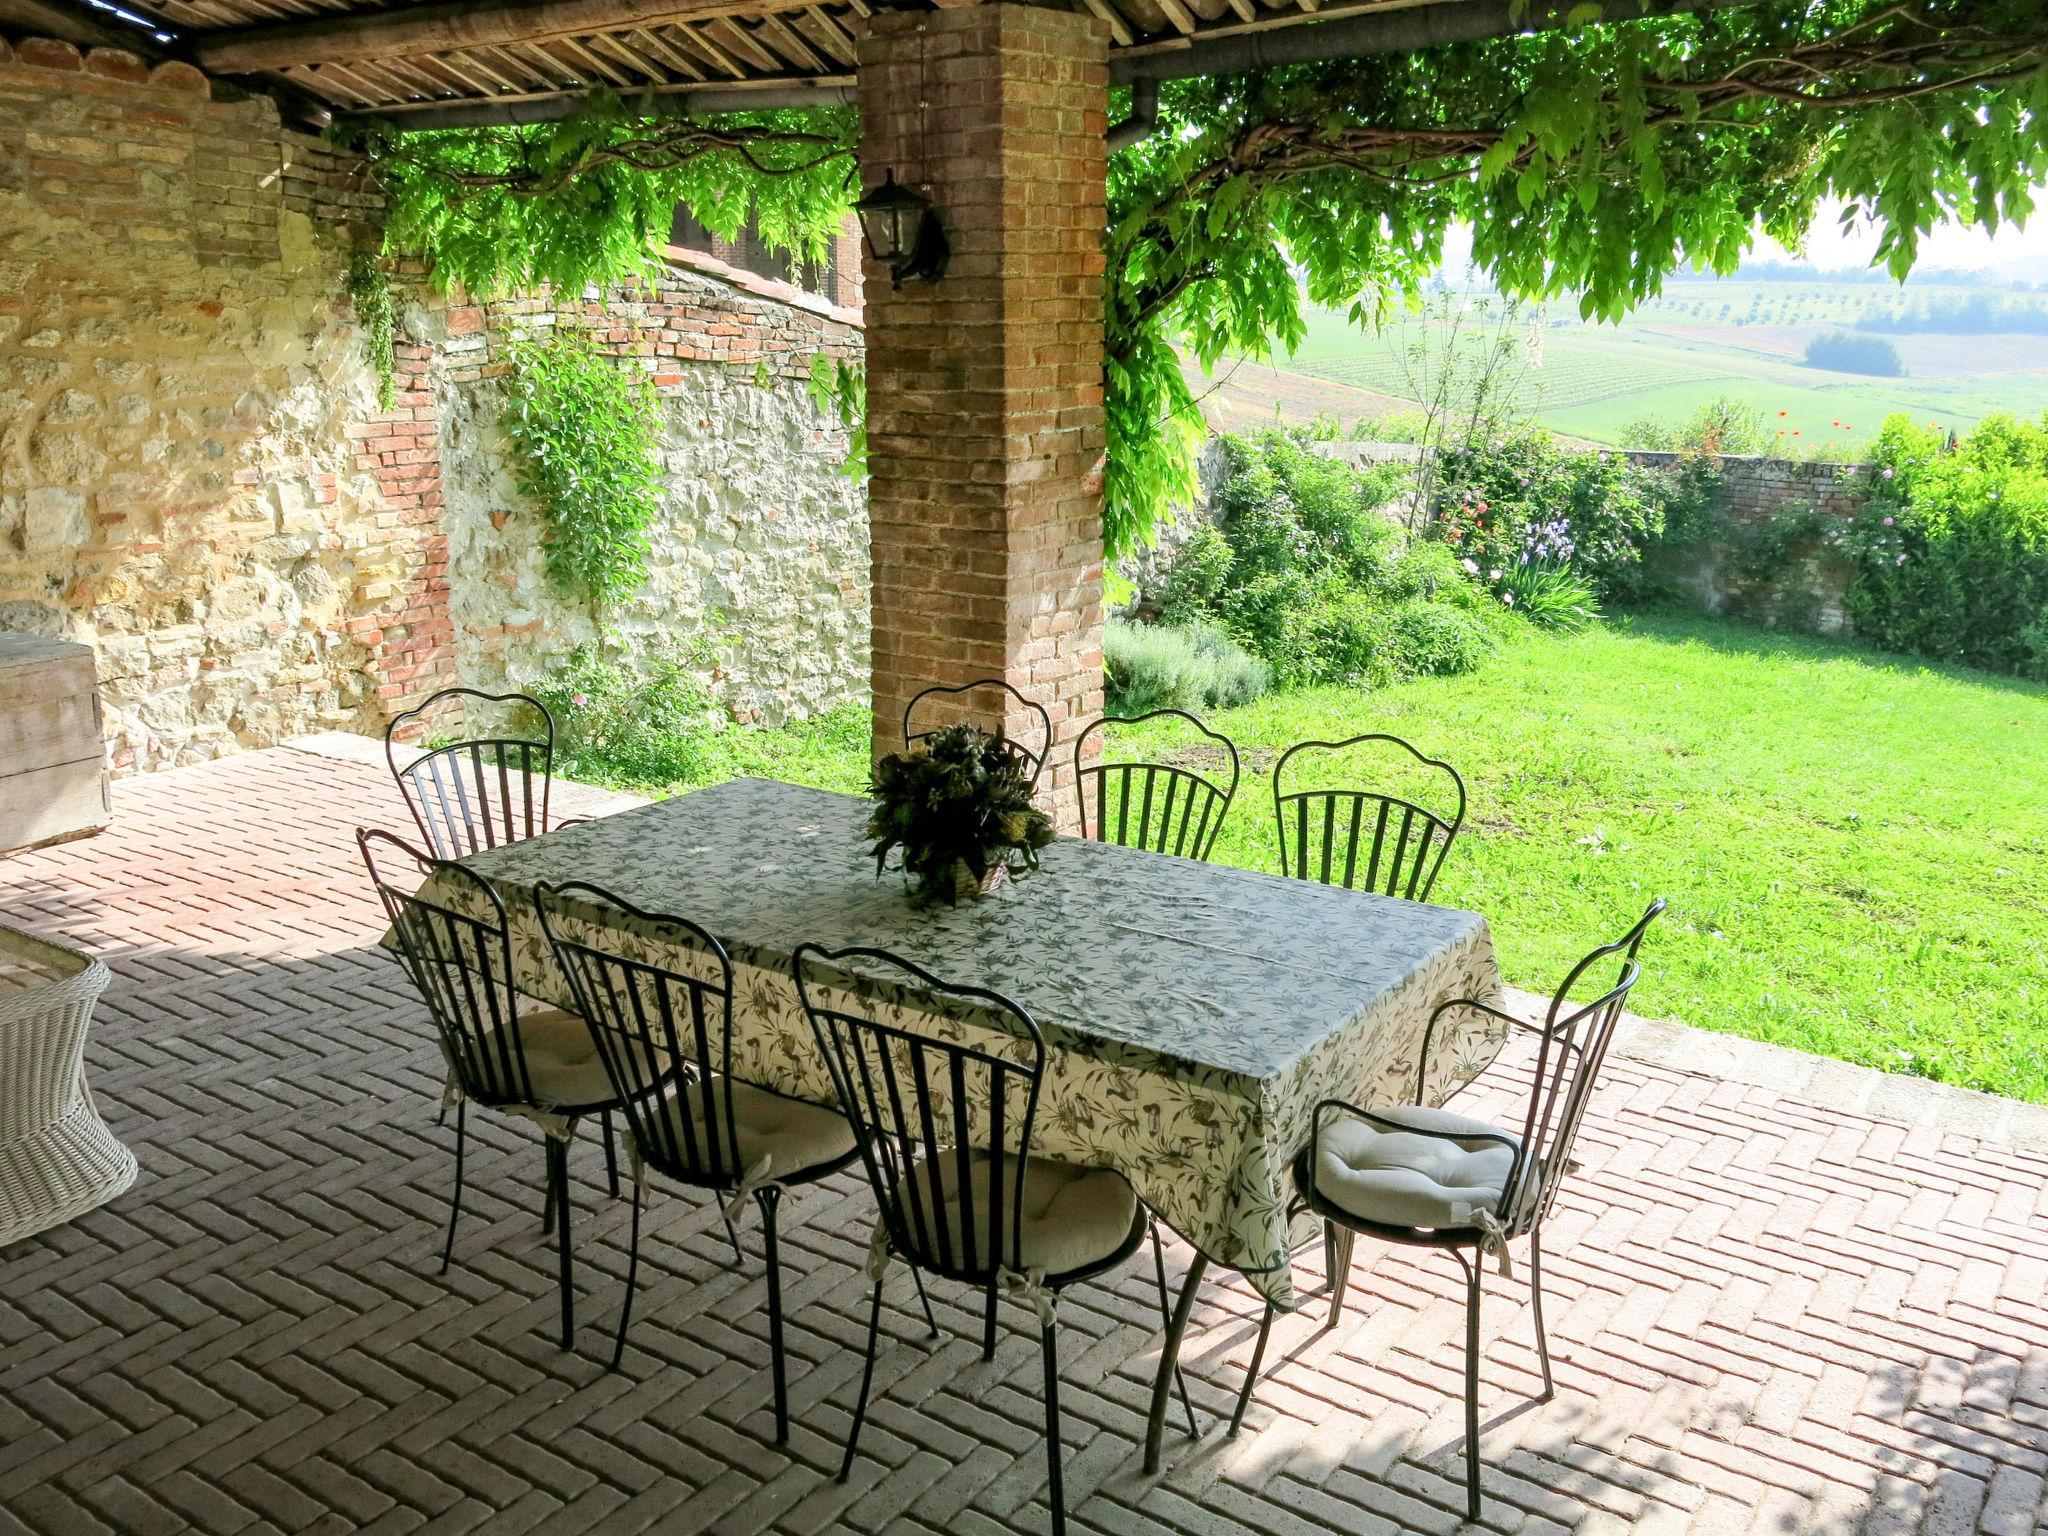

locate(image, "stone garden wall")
(0, 32), (868, 773)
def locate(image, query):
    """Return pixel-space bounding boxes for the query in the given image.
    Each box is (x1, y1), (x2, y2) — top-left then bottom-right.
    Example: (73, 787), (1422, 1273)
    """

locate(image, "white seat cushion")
(1310, 1104), (1521, 1231)
(473, 1008), (632, 1111)
(897, 1151), (1138, 1278)
(641, 1078), (858, 1183)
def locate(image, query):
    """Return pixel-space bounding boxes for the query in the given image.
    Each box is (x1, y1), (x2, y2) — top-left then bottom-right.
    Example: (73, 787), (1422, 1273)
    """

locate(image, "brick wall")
(859, 4), (1109, 819)
(0, 33), (871, 770)
(1628, 450), (1872, 634)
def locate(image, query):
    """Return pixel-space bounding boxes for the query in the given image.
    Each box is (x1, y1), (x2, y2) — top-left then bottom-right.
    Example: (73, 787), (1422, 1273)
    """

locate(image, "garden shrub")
(1384, 603), (1495, 677)
(1149, 429), (1495, 688)
(1104, 619), (1272, 715)
(527, 640), (728, 786)
(1843, 413), (2048, 677)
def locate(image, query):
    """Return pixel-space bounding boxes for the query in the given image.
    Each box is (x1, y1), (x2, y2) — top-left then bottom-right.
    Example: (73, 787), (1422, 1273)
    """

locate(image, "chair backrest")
(1502, 897), (1666, 1233)
(386, 687), (557, 859)
(535, 881), (738, 1186)
(902, 679), (1052, 785)
(1272, 733), (1466, 900)
(793, 943), (1044, 1282)
(358, 827), (536, 1109)
(1073, 709), (1240, 861)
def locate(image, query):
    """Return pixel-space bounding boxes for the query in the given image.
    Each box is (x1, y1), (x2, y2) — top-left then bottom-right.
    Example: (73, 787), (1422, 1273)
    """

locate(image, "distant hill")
(1219, 275), (2048, 454)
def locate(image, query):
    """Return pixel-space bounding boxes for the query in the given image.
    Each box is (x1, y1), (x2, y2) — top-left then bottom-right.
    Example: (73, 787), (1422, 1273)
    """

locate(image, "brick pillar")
(858, 4), (1109, 824)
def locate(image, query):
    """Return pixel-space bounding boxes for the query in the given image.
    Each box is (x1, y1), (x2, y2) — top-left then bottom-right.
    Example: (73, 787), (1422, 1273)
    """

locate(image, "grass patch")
(564, 615), (2048, 1103)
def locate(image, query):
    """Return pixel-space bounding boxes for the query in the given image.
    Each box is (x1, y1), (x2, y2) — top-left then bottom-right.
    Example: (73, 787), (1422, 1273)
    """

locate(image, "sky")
(1758, 197), (2048, 275)
(1440, 192), (2048, 282)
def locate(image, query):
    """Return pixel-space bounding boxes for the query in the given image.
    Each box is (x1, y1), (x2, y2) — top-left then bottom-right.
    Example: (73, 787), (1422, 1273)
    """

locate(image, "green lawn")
(571, 613), (2048, 1104)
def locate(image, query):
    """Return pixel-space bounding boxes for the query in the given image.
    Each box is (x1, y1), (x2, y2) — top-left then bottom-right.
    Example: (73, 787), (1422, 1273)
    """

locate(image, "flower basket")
(0, 922), (137, 1248)
(869, 724), (1054, 907)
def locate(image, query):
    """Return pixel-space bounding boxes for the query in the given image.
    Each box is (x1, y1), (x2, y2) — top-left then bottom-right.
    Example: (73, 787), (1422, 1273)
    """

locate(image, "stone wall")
(434, 281), (865, 725)
(0, 33), (870, 773)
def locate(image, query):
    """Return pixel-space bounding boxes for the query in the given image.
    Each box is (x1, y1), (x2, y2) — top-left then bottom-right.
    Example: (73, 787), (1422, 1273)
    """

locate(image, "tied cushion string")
(721, 1153), (779, 1225)
(1000, 1266), (1059, 1329)
(1470, 1207), (1514, 1279)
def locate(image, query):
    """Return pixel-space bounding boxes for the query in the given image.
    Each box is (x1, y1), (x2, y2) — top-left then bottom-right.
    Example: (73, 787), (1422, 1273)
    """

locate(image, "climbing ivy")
(500, 327), (666, 608)
(806, 353), (867, 480)
(346, 251), (398, 411)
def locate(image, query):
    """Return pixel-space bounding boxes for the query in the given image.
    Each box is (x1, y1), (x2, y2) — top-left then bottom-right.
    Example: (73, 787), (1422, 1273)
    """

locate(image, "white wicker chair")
(0, 921), (137, 1248)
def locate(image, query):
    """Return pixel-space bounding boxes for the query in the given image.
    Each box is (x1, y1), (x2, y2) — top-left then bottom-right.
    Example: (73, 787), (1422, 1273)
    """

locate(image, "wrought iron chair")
(1272, 732), (1467, 899)
(535, 882), (888, 1440)
(793, 943), (1194, 1536)
(1227, 898), (1665, 1522)
(1072, 708), (1240, 861)
(902, 679), (1053, 785)
(358, 828), (626, 1350)
(386, 686), (576, 860)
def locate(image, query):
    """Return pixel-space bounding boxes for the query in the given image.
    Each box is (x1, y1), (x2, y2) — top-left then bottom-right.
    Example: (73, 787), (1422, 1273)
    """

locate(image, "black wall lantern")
(854, 170), (949, 289)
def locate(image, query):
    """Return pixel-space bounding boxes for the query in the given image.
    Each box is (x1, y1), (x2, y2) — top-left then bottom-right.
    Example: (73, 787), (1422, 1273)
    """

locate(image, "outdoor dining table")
(396, 775), (1506, 1470)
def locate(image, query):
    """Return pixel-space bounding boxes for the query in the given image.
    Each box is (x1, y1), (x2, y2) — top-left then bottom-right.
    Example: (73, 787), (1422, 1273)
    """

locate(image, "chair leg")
(551, 1137), (575, 1350)
(1327, 1224), (1355, 1328)
(982, 1279), (999, 1362)
(838, 1276), (885, 1483)
(907, 1261), (940, 1340)
(1530, 1225), (1555, 1402)
(439, 1099), (466, 1276)
(722, 1216), (745, 1267)
(1040, 1322), (1066, 1536)
(541, 1137), (557, 1235)
(609, 1179), (643, 1372)
(1459, 1249), (1483, 1524)
(1228, 1300), (1275, 1437)
(757, 1186), (788, 1444)
(601, 1108), (620, 1200)
(1147, 1219), (1199, 1438)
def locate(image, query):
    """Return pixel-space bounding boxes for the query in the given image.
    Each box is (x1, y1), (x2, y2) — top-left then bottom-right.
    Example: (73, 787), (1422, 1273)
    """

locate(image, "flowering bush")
(1844, 413), (2048, 678)
(1431, 428), (1665, 603)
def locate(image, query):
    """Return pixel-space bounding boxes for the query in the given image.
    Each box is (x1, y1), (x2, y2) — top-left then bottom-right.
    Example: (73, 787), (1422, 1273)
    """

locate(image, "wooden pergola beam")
(193, 0), (811, 75)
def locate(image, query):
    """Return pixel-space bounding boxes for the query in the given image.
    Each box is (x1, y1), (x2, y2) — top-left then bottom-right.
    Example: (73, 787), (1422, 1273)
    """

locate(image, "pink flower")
(1882, 516), (1894, 526)
(572, 693), (589, 706)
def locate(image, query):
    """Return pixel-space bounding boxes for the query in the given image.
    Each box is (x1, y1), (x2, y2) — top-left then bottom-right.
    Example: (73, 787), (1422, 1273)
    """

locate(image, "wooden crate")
(0, 635), (110, 857)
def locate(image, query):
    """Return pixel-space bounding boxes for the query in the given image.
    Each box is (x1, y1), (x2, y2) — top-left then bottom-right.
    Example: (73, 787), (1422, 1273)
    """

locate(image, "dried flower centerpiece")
(868, 724), (1055, 905)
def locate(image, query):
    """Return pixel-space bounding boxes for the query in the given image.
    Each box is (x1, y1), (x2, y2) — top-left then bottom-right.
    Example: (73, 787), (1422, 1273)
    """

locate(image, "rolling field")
(1235, 279), (2048, 452)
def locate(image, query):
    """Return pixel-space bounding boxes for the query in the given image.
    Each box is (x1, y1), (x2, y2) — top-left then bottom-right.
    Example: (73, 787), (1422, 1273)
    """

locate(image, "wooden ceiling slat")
(1082, 0), (1136, 47)
(285, 60), (375, 105)
(555, 34), (636, 84)
(1155, 0), (1199, 33)
(787, 7), (854, 67)
(703, 15), (781, 73)
(625, 25), (706, 79)
(498, 40), (577, 86)
(753, 11), (824, 73)
(345, 56), (429, 101)
(669, 20), (747, 77)
(589, 29), (672, 80)
(419, 51), (503, 94)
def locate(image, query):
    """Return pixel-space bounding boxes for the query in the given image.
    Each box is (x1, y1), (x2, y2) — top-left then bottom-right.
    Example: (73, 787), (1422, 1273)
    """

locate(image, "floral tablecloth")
(391, 777), (1505, 1306)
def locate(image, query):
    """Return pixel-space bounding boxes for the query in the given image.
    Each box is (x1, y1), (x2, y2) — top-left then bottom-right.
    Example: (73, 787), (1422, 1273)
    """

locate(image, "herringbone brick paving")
(1, 744), (2042, 1536)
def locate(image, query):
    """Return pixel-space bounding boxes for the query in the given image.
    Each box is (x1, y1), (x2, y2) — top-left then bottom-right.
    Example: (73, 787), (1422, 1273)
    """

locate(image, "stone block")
(23, 488), (90, 552)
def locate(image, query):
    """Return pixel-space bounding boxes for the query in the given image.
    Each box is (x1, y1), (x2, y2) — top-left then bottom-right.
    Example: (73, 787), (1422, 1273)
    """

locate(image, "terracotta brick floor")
(2, 742), (2044, 1536)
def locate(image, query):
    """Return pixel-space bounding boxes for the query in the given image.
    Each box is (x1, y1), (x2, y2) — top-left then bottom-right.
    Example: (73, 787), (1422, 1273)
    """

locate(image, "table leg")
(1143, 1253), (1207, 1474)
